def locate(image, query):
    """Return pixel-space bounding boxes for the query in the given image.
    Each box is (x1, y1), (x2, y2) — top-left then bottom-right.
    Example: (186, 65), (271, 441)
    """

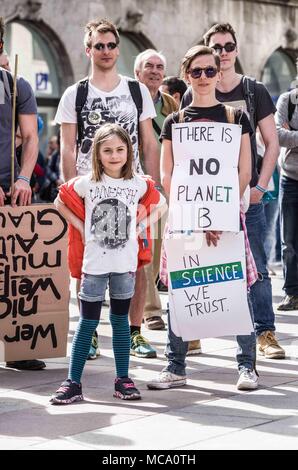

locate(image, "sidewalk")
(0, 270), (298, 450)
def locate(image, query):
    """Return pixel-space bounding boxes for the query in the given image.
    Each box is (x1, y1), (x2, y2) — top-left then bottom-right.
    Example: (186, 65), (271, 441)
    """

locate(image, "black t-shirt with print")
(161, 103), (252, 142)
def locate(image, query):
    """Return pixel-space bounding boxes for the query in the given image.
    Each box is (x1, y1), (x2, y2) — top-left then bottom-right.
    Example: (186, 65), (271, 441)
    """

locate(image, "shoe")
(50, 379), (83, 404)
(144, 316), (165, 330)
(186, 339), (202, 356)
(277, 294), (298, 311)
(87, 330), (100, 360)
(130, 331), (157, 358)
(237, 369), (259, 390)
(114, 377), (141, 400)
(6, 359), (46, 370)
(257, 331), (285, 359)
(147, 370), (187, 390)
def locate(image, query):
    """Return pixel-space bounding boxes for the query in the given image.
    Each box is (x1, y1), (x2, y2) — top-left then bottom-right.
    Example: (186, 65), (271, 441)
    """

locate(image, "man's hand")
(10, 179), (32, 207)
(250, 187), (263, 204)
(0, 186), (6, 206)
(205, 230), (222, 247)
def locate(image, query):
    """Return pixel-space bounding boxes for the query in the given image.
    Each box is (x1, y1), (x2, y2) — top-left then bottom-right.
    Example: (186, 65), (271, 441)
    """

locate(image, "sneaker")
(147, 370), (187, 390)
(6, 359), (46, 370)
(277, 294), (298, 311)
(186, 339), (202, 356)
(114, 377), (141, 400)
(50, 379), (83, 405)
(257, 331), (285, 359)
(87, 330), (100, 360)
(144, 316), (166, 330)
(130, 331), (157, 358)
(237, 369), (259, 390)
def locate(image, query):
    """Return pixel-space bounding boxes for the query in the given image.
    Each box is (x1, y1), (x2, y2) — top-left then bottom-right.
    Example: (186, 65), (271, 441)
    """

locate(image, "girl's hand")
(205, 230), (222, 247)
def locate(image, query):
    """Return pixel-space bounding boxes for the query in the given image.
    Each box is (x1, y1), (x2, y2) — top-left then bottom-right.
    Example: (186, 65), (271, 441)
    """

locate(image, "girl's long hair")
(91, 123), (134, 181)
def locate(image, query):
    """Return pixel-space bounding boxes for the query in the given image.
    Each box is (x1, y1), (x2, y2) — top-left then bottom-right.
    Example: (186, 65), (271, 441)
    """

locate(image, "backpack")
(75, 77), (143, 152)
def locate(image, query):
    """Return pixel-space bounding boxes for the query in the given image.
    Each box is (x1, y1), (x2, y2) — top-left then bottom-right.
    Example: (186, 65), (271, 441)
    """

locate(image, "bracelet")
(155, 185), (163, 192)
(139, 221), (146, 232)
(255, 184), (267, 194)
(17, 175), (30, 184)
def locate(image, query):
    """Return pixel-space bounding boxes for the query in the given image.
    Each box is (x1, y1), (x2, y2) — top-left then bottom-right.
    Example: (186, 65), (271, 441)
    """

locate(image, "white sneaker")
(147, 370), (187, 390)
(237, 369), (259, 391)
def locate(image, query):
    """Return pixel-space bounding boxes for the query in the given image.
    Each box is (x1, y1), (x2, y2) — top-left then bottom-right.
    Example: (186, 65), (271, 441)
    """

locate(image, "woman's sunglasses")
(211, 42), (236, 54)
(93, 42), (118, 51)
(188, 66), (218, 79)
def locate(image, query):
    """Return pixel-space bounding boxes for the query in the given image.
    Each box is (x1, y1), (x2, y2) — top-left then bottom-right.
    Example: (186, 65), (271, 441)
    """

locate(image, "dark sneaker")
(87, 330), (100, 360)
(114, 377), (141, 400)
(6, 359), (46, 370)
(277, 294), (298, 311)
(50, 379), (83, 405)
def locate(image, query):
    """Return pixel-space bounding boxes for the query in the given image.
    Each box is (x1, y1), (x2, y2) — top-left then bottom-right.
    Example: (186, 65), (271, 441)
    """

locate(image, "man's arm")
(61, 122), (77, 182)
(139, 118), (161, 185)
(275, 93), (298, 148)
(238, 133), (252, 198)
(11, 113), (38, 207)
(250, 113), (279, 204)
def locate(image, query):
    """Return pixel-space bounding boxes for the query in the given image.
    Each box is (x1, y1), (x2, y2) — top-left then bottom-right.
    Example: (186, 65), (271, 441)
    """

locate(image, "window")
(261, 49), (296, 102)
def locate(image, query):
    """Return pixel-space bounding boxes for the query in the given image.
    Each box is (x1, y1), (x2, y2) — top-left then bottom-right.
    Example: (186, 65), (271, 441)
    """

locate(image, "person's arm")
(137, 192), (167, 236)
(250, 113), (279, 204)
(61, 122), (77, 182)
(139, 118), (161, 185)
(275, 93), (298, 148)
(54, 194), (85, 242)
(160, 138), (174, 198)
(11, 114), (38, 207)
(238, 133), (252, 198)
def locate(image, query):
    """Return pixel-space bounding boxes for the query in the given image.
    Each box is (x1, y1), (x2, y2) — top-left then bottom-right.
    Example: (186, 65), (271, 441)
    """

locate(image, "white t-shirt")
(74, 173), (148, 274)
(55, 75), (156, 176)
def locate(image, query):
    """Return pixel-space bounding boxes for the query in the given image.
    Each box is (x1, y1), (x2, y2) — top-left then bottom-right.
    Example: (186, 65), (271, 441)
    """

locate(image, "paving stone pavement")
(1, 269), (298, 450)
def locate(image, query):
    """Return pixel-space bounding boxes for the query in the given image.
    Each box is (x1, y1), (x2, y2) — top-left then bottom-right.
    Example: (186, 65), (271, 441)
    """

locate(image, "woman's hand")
(205, 230), (222, 247)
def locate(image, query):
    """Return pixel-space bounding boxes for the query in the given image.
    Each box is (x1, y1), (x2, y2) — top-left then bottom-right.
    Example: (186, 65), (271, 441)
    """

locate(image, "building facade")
(1, 0), (298, 146)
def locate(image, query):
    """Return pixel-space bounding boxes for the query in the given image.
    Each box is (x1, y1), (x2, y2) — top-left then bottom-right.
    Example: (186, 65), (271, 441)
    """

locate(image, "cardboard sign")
(165, 232), (253, 340)
(0, 204), (69, 361)
(169, 122), (242, 232)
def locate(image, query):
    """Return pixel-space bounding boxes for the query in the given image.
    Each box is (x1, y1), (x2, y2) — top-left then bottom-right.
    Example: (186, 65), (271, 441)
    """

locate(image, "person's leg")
(278, 176), (298, 309)
(129, 267), (157, 358)
(147, 307), (187, 390)
(76, 277), (100, 359)
(245, 202), (275, 335)
(50, 274), (106, 404)
(110, 273), (141, 400)
(236, 294), (256, 372)
(264, 199), (279, 265)
(246, 202), (285, 358)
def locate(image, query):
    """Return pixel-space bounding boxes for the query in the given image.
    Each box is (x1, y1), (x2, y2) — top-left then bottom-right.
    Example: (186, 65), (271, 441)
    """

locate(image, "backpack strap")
(225, 105), (235, 124)
(1, 68), (19, 129)
(75, 77), (89, 151)
(243, 76), (256, 134)
(178, 109), (185, 123)
(127, 78), (143, 120)
(288, 89), (297, 123)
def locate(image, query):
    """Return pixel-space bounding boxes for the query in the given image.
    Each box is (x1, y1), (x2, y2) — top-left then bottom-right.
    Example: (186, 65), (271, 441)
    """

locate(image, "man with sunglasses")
(55, 18), (160, 361)
(181, 23), (284, 360)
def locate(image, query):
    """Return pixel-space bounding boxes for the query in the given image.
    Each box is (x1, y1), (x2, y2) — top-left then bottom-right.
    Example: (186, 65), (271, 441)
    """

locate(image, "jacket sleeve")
(275, 92), (298, 148)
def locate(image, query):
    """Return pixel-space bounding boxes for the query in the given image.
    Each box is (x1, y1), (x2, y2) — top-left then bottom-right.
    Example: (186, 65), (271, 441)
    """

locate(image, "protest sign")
(169, 121), (241, 232)
(165, 232), (253, 340)
(0, 204), (69, 361)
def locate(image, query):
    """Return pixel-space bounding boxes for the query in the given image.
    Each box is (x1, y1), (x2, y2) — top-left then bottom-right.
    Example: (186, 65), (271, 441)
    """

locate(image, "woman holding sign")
(147, 45), (259, 392)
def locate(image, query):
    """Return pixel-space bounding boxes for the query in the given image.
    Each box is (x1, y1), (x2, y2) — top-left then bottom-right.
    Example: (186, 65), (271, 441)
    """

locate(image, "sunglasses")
(211, 42), (237, 54)
(93, 42), (118, 51)
(188, 66), (218, 79)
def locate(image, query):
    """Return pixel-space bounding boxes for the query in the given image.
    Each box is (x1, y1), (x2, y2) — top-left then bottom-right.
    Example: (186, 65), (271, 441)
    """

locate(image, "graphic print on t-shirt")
(79, 94), (140, 173)
(90, 197), (132, 249)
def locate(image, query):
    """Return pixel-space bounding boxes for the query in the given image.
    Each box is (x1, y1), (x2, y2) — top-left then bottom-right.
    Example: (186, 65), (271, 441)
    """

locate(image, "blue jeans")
(245, 202), (275, 335)
(264, 199), (281, 263)
(280, 176), (298, 296)
(164, 295), (256, 375)
(78, 272), (136, 302)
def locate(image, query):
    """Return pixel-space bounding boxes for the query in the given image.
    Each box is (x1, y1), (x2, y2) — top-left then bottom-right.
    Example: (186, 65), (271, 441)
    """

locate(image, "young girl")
(148, 45), (259, 392)
(50, 123), (165, 403)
